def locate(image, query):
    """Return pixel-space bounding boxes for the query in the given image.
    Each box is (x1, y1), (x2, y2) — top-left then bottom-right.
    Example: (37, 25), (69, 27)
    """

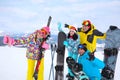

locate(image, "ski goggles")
(82, 20), (91, 28)
(38, 29), (47, 35)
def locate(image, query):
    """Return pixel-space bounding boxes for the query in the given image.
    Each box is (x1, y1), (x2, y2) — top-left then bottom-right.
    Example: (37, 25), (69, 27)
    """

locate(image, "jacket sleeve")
(93, 29), (106, 39)
(92, 58), (105, 69)
(72, 39), (80, 53)
(14, 33), (34, 45)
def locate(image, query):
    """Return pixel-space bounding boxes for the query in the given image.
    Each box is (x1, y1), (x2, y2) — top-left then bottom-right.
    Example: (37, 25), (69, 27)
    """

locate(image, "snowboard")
(55, 31), (66, 80)
(101, 49), (118, 80)
(101, 26), (120, 80)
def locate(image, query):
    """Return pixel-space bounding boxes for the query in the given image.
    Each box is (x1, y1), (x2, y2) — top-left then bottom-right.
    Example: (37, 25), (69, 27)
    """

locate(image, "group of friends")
(60, 20), (106, 80)
(3, 19), (120, 80)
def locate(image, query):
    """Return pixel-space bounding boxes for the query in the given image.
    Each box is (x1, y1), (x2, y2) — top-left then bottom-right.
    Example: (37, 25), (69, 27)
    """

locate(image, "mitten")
(3, 35), (9, 44)
(42, 42), (49, 50)
(64, 24), (69, 28)
(63, 41), (69, 47)
(58, 22), (62, 31)
(88, 53), (95, 61)
(3, 35), (15, 46)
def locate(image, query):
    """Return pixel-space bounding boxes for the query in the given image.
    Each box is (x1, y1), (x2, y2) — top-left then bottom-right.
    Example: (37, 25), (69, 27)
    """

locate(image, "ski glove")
(42, 42), (49, 50)
(64, 24), (69, 28)
(3, 35), (15, 46)
(63, 41), (69, 47)
(58, 22), (62, 32)
(88, 53), (95, 61)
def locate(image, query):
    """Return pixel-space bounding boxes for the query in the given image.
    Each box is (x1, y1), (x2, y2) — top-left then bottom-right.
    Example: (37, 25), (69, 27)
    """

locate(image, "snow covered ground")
(0, 44), (120, 80)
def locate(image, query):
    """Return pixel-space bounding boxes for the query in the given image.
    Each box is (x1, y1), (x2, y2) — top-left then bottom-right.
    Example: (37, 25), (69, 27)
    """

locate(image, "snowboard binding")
(101, 66), (114, 79)
(72, 63), (89, 80)
(66, 57), (89, 80)
(66, 57), (76, 69)
(55, 65), (63, 72)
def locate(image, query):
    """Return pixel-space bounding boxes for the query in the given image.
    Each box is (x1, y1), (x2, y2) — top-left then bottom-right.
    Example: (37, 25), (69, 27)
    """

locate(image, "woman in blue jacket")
(77, 44), (105, 80)
(58, 23), (79, 79)
(64, 26), (80, 79)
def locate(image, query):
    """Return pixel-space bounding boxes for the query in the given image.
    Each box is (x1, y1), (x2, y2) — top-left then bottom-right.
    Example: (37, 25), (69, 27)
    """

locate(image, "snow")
(0, 44), (120, 80)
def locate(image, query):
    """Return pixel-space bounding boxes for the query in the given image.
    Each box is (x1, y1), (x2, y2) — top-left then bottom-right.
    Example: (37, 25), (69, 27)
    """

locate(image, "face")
(78, 48), (85, 56)
(69, 30), (75, 36)
(37, 30), (47, 39)
(82, 25), (90, 32)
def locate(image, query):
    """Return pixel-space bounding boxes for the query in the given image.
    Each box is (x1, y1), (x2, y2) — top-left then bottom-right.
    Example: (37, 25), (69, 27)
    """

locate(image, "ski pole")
(48, 43), (57, 80)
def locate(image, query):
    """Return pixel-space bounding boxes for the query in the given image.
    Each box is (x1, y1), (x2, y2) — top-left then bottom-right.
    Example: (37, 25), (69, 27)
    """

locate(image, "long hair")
(68, 32), (78, 40)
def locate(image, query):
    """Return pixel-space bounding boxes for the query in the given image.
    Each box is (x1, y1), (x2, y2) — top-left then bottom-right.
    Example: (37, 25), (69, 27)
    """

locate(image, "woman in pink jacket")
(3, 26), (49, 80)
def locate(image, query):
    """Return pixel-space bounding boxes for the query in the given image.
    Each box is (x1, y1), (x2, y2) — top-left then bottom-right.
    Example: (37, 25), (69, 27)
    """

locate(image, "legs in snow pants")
(27, 58), (44, 80)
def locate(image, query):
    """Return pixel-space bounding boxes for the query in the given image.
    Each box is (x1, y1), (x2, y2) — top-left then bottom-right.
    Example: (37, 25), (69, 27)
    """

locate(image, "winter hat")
(78, 44), (87, 51)
(42, 26), (50, 34)
(69, 26), (77, 32)
(82, 20), (91, 28)
(36, 26), (50, 35)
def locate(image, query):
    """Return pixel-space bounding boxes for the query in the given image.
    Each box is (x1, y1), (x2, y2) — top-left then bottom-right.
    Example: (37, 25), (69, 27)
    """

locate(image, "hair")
(68, 32), (78, 40)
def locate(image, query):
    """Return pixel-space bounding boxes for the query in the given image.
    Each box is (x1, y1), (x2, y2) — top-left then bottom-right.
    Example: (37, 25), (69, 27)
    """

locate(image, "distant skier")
(64, 20), (106, 54)
(102, 25), (120, 80)
(63, 25), (79, 79)
(3, 26), (50, 80)
(77, 44), (105, 80)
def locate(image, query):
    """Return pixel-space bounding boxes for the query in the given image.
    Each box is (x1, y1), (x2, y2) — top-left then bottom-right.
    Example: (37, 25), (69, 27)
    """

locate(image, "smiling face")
(69, 29), (75, 36)
(82, 25), (90, 32)
(82, 20), (91, 32)
(36, 29), (47, 39)
(78, 48), (85, 56)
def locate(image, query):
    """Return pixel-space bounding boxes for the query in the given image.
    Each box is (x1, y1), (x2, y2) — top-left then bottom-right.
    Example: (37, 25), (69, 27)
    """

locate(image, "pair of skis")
(33, 16), (52, 80)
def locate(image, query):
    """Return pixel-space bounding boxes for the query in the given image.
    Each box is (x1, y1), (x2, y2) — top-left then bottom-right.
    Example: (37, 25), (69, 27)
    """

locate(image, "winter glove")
(3, 35), (15, 46)
(42, 42), (49, 50)
(88, 53), (95, 61)
(64, 24), (69, 28)
(77, 28), (82, 32)
(3, 35), (9, 44)
(63, 41), (69, 47)
(58, 22), (62, 32)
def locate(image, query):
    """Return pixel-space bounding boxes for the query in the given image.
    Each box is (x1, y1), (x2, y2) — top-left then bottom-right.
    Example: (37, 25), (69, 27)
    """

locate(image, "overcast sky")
(0, 0), (120, 34)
